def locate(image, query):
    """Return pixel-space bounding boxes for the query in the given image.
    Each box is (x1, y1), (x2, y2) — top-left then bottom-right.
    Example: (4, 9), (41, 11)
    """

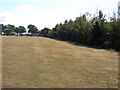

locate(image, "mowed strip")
(2, 36), (118, 88)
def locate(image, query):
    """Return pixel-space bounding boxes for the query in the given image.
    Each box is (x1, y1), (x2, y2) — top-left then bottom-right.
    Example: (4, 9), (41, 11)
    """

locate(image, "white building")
(118, 1), (120, 19)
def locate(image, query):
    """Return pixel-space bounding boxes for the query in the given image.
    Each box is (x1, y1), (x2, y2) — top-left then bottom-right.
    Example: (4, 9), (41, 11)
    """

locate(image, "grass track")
(2, 36), (118, 88)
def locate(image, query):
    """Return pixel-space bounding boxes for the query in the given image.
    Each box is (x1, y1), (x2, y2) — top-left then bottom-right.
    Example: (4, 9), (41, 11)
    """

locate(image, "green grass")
(2, 36), (118, 88)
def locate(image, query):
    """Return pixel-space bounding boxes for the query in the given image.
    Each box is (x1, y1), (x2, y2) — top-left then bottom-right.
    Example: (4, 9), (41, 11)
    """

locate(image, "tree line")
(0, 10), (120, 51)
(39, 11), (120, 51)
(0, 24), (39, 36)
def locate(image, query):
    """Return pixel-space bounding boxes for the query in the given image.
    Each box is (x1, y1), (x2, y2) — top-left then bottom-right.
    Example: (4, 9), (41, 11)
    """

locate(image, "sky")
(0, 0), (119, 30)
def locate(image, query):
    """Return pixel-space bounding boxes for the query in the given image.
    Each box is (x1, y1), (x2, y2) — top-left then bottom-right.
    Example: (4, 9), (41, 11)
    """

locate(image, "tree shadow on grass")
(50, 37), (111, 51)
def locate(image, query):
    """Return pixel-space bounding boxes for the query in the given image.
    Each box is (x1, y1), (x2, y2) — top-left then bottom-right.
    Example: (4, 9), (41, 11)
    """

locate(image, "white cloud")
(0, 4), (57, 29)
(0, 0), (119, 30)
(0, 3), (83, 30)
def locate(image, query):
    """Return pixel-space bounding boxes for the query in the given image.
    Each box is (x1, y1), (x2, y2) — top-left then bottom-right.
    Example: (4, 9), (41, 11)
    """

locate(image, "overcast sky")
(0, 0), (119, 29)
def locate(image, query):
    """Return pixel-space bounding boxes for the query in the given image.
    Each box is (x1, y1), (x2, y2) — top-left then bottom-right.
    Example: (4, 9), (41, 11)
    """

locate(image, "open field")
(2, 36), (118, 88)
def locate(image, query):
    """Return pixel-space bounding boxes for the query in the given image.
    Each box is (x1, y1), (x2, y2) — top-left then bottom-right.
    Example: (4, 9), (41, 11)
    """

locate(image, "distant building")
(118, 1), (120, 19)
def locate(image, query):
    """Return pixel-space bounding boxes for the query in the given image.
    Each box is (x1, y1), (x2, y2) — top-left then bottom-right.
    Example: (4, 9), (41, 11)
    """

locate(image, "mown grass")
(2, 36), (118, 88)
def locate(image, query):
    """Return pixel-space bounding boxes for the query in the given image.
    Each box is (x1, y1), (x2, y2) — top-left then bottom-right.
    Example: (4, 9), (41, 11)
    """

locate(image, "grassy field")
(2, 36), (118, 88)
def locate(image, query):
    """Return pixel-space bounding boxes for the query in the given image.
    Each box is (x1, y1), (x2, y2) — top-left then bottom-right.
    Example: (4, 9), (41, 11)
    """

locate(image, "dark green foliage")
(14, 27), (19, 36)
(4, 24), (15, 36)
(109, 20), (120, 51)
(1, 24), (26, 36)
(27, 24), (39, 34)
(40, 28), (50, 37)
(13, 26), (26, 36)
(40, 11), (120, 51)
(18, 26), (26, 36)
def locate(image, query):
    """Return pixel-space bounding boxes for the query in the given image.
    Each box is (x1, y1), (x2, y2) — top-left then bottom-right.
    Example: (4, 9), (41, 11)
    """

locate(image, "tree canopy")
(27, 24), (39, 34)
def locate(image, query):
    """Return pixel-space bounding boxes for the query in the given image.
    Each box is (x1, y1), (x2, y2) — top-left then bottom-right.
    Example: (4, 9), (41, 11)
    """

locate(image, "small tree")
(18, 26), (26, 36)
(27, 24), (39, 35)
(4, 24), (15, 36)
(40, 27), (50, 37)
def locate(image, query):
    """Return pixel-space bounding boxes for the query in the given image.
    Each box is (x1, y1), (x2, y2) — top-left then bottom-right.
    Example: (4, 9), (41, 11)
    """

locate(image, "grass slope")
(2, 36), (118, 88)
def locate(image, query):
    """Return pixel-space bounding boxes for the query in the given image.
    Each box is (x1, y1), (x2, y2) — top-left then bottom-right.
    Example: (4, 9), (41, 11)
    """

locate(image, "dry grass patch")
(2, 36), (118, 88)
